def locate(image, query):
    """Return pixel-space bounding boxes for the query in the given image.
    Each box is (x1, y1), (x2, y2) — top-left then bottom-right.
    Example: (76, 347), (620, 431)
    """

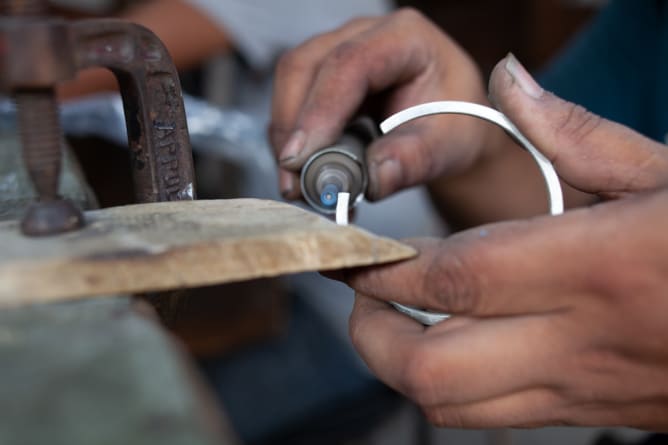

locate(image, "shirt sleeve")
(536, 0), (667, 142)
(186, 0), (391, 72)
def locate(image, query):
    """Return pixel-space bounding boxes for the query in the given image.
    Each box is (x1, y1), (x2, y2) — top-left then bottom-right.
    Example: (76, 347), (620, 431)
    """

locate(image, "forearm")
(58, 0), (232, 100)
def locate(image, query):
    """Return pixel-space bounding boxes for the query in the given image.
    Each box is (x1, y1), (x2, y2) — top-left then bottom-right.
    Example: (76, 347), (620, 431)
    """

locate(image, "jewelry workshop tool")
(300, 117), (376, 215)
(0, 0), (196, 236)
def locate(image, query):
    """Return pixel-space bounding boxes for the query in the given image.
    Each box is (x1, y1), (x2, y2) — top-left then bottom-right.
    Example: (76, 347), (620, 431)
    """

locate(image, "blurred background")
(10, 0), (659, 444)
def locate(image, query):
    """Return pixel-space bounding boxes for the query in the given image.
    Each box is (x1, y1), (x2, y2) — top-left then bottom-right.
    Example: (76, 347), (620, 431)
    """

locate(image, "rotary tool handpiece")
(300, 118), (376, 215)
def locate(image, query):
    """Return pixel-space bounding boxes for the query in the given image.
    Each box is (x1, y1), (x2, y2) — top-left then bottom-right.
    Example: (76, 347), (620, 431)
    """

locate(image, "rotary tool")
(300, 117), (376, 215)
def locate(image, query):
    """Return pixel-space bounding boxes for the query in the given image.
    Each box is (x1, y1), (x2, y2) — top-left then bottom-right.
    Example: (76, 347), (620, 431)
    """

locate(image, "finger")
(424, 382), (668, 429)
(489, 54), (668, 198)
(426, 389), (668, 429)
(349, 293), (426, 376)
(343, 205), (601, 316)
(271, 18), (379, 202)
(365, 114), (485, 200)
(270, 17), (379, 153)
(422, 388), (562, 429)
(278, 168), (300, 200)
(350, 294), (565, 406)
(276, 9), (441, 171)
(578, 403), (668, 430)
(350, 187), (667, 319)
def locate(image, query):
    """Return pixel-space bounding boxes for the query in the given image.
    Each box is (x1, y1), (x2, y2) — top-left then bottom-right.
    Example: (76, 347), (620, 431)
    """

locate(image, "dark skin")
(270, 9), (668, 428)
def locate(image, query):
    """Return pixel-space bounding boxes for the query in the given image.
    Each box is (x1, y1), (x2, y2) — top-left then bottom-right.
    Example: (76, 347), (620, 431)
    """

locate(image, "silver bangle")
(380, 101), (564, 325)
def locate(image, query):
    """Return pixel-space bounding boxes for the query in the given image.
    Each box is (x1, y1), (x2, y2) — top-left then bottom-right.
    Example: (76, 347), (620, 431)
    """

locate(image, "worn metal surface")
(16, 89), (86, 235)
(0, 133), (97, 222)
(0, 8), (196, 234)
(0, 9), (228, 442)
(0, 18), (76, 87)
(0, 297), (240, 445)
(71, 19), (196, 204)
(0, 0), (85, 235)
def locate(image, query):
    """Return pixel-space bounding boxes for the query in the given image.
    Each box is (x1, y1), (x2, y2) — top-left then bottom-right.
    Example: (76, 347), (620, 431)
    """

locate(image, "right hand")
(269, 8), (490, 202)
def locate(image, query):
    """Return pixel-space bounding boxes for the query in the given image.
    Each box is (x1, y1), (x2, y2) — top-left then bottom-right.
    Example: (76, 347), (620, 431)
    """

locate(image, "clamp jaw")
(0, 1), (196, 236)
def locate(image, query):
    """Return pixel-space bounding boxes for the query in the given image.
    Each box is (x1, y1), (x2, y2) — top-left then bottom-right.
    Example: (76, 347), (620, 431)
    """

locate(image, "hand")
(341, 57), (668, 429)
(429, 52), (668, 226)
(346, 191), (668, 429)
(270, 9), (668, 225)
(269, 8), (489, 202)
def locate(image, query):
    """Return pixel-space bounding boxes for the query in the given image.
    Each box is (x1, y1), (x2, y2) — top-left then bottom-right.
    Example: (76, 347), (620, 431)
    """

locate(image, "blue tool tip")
(320, 184), (340, 207)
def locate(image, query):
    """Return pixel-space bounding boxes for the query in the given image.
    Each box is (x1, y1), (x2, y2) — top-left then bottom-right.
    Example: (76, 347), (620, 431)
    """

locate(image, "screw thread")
(16, 89), (62, 201)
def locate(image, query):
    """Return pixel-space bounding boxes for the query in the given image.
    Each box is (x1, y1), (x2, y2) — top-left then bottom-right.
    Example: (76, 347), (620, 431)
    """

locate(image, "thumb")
(489, 54), (668, 199)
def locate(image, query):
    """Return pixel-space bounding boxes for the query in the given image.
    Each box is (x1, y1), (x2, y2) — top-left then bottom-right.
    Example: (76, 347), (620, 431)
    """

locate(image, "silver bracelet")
(380, 101), (564, 325)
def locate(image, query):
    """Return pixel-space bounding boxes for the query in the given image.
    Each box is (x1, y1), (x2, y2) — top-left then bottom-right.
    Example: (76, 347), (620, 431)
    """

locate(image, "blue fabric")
(538, 0), (668, 143)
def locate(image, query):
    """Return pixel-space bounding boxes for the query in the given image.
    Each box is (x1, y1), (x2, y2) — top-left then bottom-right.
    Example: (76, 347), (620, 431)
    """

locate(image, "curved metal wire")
(380, 101), (564, 325)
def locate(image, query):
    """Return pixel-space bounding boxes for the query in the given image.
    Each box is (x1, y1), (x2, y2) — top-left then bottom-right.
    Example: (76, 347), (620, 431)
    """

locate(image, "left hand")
(346, 190), (668, 429)
(341, 55), (668, 429)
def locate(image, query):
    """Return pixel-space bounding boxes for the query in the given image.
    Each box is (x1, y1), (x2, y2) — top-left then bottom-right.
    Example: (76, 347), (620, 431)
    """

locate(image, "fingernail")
(504, 53), (544, 99)
(368, 157), (401, 199)
(279, 130), (306, 165)
(279, 171), (295, 197)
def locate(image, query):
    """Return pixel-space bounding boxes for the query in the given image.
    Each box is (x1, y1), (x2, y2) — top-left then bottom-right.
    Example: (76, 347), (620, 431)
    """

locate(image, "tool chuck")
(300, 118), (376, 214)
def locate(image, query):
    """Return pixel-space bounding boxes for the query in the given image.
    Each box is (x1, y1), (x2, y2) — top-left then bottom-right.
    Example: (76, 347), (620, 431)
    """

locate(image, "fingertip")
(366, 124), (447, 200)
(278, 127), (343, 171)
(279, 170), (301, 199)
(489, 53), (544, 110)
(367, 156), (402, 200)
(349, 292), (427, 383)
(504, 53), (544, 99)
(350, 292), (423, 340)
(278, 130), (305, 161)
(487, 54), (515, 109)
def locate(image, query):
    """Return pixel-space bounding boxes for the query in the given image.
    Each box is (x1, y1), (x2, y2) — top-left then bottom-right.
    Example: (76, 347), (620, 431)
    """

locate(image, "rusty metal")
(16, 88), (85, 235)
(20, 199), (86, 234)
(0, 18), (76, 88)
(0, 4), (196, 236)
(1, 0), (85, 235)
(71, 20), (196, 204)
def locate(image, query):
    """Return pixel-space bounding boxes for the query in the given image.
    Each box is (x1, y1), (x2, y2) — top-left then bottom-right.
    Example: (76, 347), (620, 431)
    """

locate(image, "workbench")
(0, 133), (239, 444)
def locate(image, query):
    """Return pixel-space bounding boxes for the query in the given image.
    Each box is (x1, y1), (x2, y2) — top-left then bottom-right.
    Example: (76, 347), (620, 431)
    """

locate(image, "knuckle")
(328, 40), (367, 68)
(554, 101), (602, 148)
(421, 240), (481, 314)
